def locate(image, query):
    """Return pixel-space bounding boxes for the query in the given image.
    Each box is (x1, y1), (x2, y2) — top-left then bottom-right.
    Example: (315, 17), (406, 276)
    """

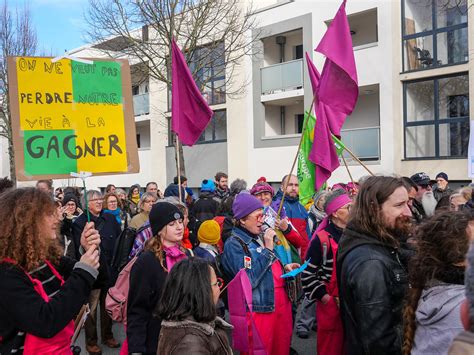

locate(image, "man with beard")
(410, 172), (437, 220)
(337, 176), (412, 355)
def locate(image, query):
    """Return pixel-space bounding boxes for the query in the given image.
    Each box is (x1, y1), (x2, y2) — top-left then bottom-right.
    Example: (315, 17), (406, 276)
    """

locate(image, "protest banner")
(7, 56), (139, 181)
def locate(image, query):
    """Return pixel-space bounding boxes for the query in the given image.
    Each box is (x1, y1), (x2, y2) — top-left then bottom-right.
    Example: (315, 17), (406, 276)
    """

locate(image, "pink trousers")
(243, 285), (293, 355)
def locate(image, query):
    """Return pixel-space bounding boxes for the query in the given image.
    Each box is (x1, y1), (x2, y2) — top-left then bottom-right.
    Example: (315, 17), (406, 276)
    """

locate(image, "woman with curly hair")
(402, 210), (473, 355)
(0, 188), (100, 354)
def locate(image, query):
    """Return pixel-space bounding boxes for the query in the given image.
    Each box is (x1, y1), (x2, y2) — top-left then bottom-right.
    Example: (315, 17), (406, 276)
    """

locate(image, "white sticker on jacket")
(244, 256), (252, 269)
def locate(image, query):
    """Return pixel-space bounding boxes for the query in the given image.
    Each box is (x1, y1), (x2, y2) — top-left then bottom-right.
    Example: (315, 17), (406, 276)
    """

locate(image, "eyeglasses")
(211, 278), (224, 289)
(89, 198), (104, 203)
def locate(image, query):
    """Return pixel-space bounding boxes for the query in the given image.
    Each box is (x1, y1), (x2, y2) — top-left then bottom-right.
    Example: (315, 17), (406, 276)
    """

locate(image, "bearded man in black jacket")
(337, 176), (414, 355)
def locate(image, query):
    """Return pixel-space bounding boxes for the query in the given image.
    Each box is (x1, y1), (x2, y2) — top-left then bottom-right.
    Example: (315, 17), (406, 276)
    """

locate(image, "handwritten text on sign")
(15, 57), (128, 175)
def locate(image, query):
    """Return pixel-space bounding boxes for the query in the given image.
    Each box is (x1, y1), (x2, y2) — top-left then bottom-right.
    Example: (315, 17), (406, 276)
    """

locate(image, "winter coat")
(336, 224), (409, 355)
(273, 190), (310, 257)
(129, 211), (149, 230)
(127, 250), (168, 355)
(164, 183), (186, 203)
(157, 317), (233, 354)
(72, 211), (121, 288)
(192, 191), (220, 222)
(433, 186), (453, 202)
(0, 257), (97, 354)
(412, 282), (465, 355)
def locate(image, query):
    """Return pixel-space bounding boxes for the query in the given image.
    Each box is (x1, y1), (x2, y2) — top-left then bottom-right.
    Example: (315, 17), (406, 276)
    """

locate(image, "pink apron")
(3, 259), (74, 355)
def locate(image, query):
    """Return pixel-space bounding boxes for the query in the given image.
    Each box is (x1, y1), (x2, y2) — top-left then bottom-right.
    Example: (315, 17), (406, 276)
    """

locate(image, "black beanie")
(149, 202), (183, 236)
(62, 193), (79, 207)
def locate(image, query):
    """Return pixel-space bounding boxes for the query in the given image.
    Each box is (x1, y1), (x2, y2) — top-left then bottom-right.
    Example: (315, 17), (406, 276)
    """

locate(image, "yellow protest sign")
(8, 56), (139, 180)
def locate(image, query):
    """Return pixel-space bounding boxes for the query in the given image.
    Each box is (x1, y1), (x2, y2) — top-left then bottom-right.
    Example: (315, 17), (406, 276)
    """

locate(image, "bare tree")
(0, 0), (37, 184)
(85, 0), (259, 176)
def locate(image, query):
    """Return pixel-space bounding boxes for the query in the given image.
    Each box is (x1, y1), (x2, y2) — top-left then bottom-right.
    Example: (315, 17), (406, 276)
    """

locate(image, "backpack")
(111, 226), (137, 273)
(105, 256), (138, 324)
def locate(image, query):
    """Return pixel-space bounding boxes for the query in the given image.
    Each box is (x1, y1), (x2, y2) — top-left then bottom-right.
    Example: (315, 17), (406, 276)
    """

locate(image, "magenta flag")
(227, 269), (267, 354)
(309, 0), (359, 189)
(305, 52), (320, 96)
(171, 39), (213, 146)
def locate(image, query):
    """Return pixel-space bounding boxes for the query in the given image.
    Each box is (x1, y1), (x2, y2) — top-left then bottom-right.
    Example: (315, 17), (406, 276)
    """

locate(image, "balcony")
(341, 127), (380, 161)
(261, 59), (303, 96)
(133, 93), (149, 117)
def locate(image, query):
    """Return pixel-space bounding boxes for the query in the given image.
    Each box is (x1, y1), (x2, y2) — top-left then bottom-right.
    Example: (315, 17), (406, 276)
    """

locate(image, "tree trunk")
(8, 137), (16, 186)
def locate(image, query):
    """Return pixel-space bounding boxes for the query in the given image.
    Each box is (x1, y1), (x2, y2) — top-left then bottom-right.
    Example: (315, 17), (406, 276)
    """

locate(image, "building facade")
(6, 0), (473, 189)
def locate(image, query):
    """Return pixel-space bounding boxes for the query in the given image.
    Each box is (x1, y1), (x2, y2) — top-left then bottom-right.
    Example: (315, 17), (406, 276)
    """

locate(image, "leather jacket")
(158, 317), (233, 354)
(336, 225), (409, 355)
(221, 226), (277, 312)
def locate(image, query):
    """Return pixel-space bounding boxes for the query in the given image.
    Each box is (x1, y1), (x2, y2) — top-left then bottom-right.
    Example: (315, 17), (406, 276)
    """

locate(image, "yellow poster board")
(8, 56), (140, 181)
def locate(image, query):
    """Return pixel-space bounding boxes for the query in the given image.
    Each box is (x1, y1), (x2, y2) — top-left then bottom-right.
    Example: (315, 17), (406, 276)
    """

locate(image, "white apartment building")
(6, 0), (473, 189)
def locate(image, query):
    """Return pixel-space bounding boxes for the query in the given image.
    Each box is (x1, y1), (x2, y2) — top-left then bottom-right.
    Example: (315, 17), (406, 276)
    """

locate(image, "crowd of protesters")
(1, 170), (474, 355)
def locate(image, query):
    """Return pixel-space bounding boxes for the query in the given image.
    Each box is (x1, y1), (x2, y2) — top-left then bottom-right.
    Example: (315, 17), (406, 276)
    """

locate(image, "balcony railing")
(341, 127), (380, 160)
(133, 93), (150, 116)
(261, 59), (303, 95)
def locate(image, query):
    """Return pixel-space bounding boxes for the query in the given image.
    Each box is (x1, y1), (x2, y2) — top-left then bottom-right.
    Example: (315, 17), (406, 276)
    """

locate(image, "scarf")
(131, 194), (140, 205)
(181, 228), (192, 249)
(103, 208), (122, 225)
(163, 245), (187, 271)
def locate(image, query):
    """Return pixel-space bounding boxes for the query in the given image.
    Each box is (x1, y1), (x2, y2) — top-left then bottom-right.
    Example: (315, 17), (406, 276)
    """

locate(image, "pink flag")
(309, 0), (359, 189)
(171, 39), (214, 146)
(305, 52), (320, 96)
(227, 269), (267, 354)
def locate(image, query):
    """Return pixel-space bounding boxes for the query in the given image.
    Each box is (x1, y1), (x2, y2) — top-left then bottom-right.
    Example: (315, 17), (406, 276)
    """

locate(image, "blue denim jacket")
(222, 226), (277, 313)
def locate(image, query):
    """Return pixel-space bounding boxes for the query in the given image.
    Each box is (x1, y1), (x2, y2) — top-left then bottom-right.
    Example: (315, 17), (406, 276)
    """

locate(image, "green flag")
(297, 112), (347, 206)
(297, 111), (316, 206)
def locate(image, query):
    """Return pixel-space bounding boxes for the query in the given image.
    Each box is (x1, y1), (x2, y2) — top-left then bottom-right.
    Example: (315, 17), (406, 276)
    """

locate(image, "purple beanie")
(250, 182), (275, 196)
(232, 192), (263, 220)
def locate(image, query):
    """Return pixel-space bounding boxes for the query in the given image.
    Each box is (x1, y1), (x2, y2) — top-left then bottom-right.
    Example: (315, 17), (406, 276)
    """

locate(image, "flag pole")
(175, 135), (183, 202)
(341, 154), (354, 185)
(277, 96), (316, 218)
(342, 146), (375, 176)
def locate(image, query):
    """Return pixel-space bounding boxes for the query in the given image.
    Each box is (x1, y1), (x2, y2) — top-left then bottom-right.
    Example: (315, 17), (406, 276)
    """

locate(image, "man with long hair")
(337, 176), (413, 355)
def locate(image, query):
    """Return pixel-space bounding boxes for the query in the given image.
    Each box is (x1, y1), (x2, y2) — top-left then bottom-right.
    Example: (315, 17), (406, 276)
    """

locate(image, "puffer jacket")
(157, 317), (233, 354)
(336, 224), (409, 355)
(412, 282), (465, 355)
(273, 190), (310, 256)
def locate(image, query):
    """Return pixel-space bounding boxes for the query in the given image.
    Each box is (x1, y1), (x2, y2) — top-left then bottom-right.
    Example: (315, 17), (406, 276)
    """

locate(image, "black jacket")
(127, 250), (167, 355)
(192, 192), (219, 222)
(336, 225), (409, 355)
(0, 258), (96, 354)
(72, 212), (121, 288)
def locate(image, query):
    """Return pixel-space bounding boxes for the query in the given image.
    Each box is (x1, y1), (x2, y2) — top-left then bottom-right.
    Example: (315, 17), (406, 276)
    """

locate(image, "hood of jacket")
(416, 283), (465, 326)
(198, 191), (216, 199)
(160, 316), (233, 336)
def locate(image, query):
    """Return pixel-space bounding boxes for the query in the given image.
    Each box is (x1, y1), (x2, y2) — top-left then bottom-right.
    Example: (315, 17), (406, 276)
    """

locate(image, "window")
(168, 110), (227, 146)
(402, 0), (467, 72)
(404, 73), (469, 159)
(295, 114), (304, 133)
(294, 45), (303, 60)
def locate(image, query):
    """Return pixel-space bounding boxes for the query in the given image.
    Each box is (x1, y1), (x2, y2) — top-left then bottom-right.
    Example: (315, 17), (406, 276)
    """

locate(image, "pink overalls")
(315, 231), (344, 355)
(244, 261), (293, 355)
